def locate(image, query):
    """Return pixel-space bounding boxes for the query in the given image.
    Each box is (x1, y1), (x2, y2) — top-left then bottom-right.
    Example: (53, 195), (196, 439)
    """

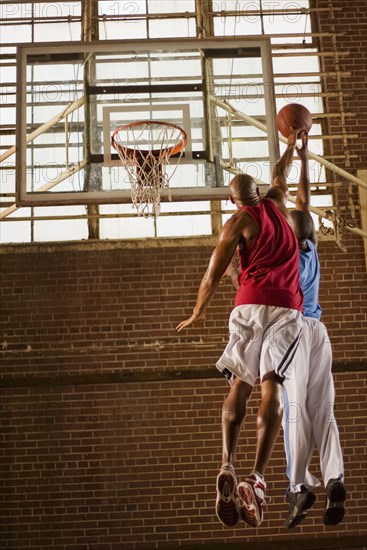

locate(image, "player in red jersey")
(177, 130), (303, 528)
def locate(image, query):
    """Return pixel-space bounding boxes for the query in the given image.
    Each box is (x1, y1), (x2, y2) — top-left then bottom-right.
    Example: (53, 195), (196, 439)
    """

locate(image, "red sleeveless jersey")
(234, 199), (303, 311)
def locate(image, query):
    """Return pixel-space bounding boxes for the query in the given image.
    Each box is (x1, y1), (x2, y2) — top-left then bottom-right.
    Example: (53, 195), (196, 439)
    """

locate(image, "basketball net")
(112, 120), (187, 218)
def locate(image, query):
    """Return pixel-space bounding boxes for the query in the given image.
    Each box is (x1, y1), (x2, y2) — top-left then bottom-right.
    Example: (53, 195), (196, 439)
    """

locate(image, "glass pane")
(99, 0), (147, 17)
(100, 209), (155, 239)
(0, 162), (16, 194)
(0, 107), (16, 128)
(212, 0), (261, 10)
(148, 18), (196, 38)
(156, 214), (212, 237)
(0, 220), (31, 243)
(159, 201), (211, 213)
(36, 3), (81, 17)
(150, 56), (201, 80)
(33, 205), (85, 217)
(34, 22), (80, 42)
(0, 3), (32, 20)
(147, 1), (196, 13)
(34, 218), (87, 241)
(214, 16), (262, 36)
(96, 55), (149, 80)
(0, 65), (16, 83)
(1, 24), (32, 43)
(264, 12), (311, 42)
(272, 53), (320, 74)
(99, 20), (147, 40)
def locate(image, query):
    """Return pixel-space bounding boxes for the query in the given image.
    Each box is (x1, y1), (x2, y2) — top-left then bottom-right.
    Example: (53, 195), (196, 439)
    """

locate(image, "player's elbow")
(266, 185), (287, 202)
(290, 210), (314, 240)
(295, 196), (310, 211)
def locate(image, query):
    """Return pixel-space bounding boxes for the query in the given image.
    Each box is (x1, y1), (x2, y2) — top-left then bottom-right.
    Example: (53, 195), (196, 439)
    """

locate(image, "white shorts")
(216, 304), (303, 387)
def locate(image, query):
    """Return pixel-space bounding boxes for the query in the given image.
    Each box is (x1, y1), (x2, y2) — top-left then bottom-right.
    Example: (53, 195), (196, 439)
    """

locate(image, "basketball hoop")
(111, 120), (187, 218)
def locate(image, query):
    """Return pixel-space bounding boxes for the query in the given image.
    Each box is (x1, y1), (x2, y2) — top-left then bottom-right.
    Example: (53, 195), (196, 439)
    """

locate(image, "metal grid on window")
(0, 1), (353, 243)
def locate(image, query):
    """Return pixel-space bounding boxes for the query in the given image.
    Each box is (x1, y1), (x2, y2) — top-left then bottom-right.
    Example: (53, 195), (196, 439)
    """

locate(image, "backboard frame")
(16, 37), (279, 206)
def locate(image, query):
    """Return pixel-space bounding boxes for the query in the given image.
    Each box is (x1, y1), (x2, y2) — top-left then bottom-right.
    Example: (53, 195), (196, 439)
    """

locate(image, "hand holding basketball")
(276, 104), (313, 137)
(295, 130), (309, 161)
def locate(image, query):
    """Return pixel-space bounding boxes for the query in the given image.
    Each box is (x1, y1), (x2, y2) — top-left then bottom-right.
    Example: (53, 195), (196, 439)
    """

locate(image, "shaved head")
(229, 174), (259, 206)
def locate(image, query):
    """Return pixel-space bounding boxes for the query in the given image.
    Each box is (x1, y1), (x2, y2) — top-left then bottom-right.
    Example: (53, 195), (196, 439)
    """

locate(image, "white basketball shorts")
(216, 304), (303, 387)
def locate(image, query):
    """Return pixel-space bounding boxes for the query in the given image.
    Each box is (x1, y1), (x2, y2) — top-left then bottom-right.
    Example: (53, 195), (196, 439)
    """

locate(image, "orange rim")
(111, 120), (187, 159)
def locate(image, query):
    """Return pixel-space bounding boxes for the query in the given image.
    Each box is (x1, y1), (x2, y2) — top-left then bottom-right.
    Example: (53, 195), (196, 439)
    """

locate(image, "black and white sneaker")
(285, 486), (316, 529)
(323, 479), (346, 526)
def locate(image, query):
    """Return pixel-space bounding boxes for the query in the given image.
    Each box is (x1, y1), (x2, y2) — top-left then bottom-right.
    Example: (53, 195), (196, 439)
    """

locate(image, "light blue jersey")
(299, 240), (322, 319)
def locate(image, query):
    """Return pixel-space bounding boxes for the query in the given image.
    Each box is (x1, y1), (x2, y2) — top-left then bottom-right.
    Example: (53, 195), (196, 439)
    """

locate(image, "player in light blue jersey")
(283, 131), (346, 528)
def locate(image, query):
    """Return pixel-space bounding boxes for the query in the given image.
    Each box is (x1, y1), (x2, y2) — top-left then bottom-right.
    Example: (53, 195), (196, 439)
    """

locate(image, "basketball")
(276, 103), (313, 137)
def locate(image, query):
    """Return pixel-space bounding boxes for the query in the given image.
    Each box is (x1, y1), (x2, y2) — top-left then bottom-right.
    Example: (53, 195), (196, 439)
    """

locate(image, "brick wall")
(318, 0), (367, 172)
(0, 374), (366, 550)
(0, 239), (366, 549)
(317, 0), (367, 223)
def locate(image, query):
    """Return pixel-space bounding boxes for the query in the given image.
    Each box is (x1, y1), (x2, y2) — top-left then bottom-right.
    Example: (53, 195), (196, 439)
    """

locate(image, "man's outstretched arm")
(268, 129), (298, 200)
(176, 215), (246, 332)
(291, 131), (316, 243)
(264, 130), (298, 221)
